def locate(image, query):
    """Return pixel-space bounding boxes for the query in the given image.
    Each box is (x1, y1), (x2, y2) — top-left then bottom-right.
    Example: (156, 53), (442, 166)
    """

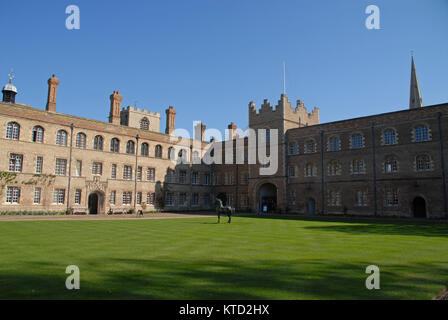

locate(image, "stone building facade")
(1, 62), (447, 219)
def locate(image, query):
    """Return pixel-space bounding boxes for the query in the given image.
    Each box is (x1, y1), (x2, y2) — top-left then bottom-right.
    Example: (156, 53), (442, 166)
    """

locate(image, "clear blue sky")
(1, 0), (447, 134)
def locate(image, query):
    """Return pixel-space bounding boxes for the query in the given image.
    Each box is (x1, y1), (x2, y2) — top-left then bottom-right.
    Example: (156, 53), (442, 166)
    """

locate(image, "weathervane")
(8, 68), (15, 83)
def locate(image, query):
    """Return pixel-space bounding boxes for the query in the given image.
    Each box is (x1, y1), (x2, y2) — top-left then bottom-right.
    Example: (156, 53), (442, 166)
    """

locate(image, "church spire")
(409, 56), (423, 109)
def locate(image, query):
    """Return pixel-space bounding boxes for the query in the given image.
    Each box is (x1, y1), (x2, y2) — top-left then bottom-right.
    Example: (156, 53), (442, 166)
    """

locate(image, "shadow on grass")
(0, 258), (446, 300)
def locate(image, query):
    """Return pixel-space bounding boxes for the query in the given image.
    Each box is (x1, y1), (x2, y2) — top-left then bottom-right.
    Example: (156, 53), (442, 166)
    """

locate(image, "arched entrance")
(306, 198), (316, 215)
(88, 192), (104, 214)
(216, 193), (227, 206)
(258, 183), (277, 213)
(413, 197), (426, 218)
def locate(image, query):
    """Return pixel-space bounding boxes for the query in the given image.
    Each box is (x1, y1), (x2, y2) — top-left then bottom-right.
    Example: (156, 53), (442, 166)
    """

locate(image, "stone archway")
(88, 191), (105, 215)
(413, 196), (426, 218)
(258, 183), (277, 213)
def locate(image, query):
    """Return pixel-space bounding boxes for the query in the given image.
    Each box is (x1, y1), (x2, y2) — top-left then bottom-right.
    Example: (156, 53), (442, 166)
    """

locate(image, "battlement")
(249, 94), (319, 131)
(120, 105), (161, 132)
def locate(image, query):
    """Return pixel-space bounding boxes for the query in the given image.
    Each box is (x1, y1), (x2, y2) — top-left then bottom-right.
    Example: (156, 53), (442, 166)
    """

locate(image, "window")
(193, 151), (200, 163)
(179, 193), (187, 206)
(416, 155), (431, 172)
(140, 117), (149, 130)
(415, 125), (429, 142)
(137, 192), (142, 205)
(36, 156), (43, 174)
(168, 147), (174, 160)
(32, 126), (44, 143)
(147, 193), (155, 205)
(204, 173), (211, 185)
(203, 193), (211, 206)
(355, 190), (368, 207)
(55, 158), (67, 175)
(192, 172), (199, 185)
(137, 167), (142, 181)
(384, 129), (396, 145)
(123, 192), (132, 205)
(328, 160), (341, 176)
(384, 156), (398, 173)
(56, 130), (68, 146)
(111, 164), (117, 179)
(110, 191), (116, 205)
(123, 166), (133, 180)
(385, 188), (399, 207)
(289, 143), (298, 155)
(329, 137), (340, 151)
(166, 192), (174, 206)
(155, 145), (162, 158)
(226, 172), (233, 185)
(6, 187), (20, 204)
(167, 170), (175, 183)
(240, 193), (249, 207)
(179, 170), (187, 184)
(241, 172), (249, 185)
(9, 154), (23, 172)
(141, 143), (149, 157)
(92, 162), (103, 175)
(266, 128), (270, 143)
(305, 139), (316, 154)
(74, 189), (82, 205)
(76, 132), (86, 148)
(34, 188), (41, 204)
(178, 149), (188, 163)
(75, 160), (82, 176)
(288, 166), (296, 177)
(126, 140), (135, 154)
(288, 190), (296, 206)
(351, 134), (363, 149)
(110, 138), (120, 153)
(6, 122), (20, 140)
(328, 190), (341, 206)
(305, 163), (316, 177)
(53, 189), (65, 204)
(93, 135), (103, 150)
(351, 159), (365, 175)
(147, 168), (155, 182)
(192, 193), (199, 206)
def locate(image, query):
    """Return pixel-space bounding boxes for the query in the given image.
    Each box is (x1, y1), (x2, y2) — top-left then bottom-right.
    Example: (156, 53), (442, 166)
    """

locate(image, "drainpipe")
(66, 123), (74, 214)
(371, 122), (377, 216)
(437, 113), (448, 218)
(320, 130), (325, 215)
(133, 134), (139, 213)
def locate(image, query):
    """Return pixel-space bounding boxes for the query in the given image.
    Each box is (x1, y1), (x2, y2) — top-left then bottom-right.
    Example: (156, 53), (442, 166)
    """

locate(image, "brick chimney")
(109, 90), (123, 125)
(194, 122), (206, 141)
(228, 122), (237, 140)
(165, 106), (176, 135)
(46, 74), (60, 112)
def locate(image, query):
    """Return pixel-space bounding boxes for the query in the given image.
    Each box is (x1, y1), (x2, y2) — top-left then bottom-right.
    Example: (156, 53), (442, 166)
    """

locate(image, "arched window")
(168, 147), (174, 160)
(32, 126), (44, 143)
(155, 145), (162, 158)
(384, 129), (396, 145)
(93, 135), (103, 150)
(56, 130), (68, 146)
(328, 136), (340, 151)
(384, 156), (398, 173)
(140, 117), (149, 130)
(76, 132), (86, 149)
(328, 160), (341, 176)
(414, 125), (429, 142)
(6, 122), (20, 140)
(351, 134), (364, 149)
(305, 139), (316, 154)
(110, 138), (120, 153)
(305, 163), (316, 177)
(178, 149), (188, 163)
(141, 143), (149, 156)
(126, 140), (135, 154)
(416, 154), (431, 171)
(351, 158), (366, 174)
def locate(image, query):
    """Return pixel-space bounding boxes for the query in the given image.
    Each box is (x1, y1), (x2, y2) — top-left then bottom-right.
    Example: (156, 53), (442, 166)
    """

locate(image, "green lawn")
(0, 216), (447, 299)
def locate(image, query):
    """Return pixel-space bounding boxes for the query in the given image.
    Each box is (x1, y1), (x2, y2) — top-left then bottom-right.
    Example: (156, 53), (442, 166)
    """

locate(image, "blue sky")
(1, 0), (447, 135)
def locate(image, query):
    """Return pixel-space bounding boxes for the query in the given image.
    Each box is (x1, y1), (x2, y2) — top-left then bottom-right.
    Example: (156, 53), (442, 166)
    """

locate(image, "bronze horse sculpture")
(215, 198), (234, 223)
